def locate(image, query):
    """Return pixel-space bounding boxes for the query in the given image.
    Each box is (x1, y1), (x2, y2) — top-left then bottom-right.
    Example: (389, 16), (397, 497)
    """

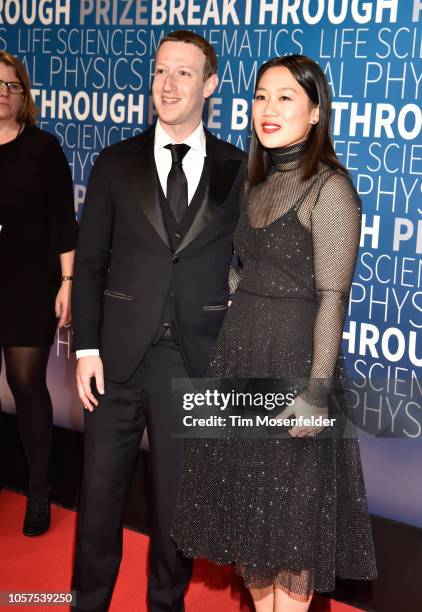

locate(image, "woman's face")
(252, 66), (319, 149)
(0, 62), (23, 124)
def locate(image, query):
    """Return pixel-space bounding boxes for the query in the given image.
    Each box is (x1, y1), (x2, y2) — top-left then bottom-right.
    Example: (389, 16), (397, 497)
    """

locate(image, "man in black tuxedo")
(71, 30), (246, 611)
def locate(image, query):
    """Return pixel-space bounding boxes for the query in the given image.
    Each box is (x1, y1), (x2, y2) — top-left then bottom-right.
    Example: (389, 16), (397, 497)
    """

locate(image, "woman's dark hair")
(248, 55), (347, 186)
(0, 51), (37, 126)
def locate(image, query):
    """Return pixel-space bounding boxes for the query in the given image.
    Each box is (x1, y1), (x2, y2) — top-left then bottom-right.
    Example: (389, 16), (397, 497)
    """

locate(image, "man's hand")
(76, 356), (105, 412)
(277, 395), (328, 438)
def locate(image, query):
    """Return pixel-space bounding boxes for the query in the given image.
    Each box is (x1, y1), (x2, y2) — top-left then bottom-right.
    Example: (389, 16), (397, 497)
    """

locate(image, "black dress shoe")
(23, 492), (51, 536)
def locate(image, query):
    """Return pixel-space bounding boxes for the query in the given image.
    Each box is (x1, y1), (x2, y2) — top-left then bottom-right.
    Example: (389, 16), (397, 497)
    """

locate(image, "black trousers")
(72, 338), (193, 611)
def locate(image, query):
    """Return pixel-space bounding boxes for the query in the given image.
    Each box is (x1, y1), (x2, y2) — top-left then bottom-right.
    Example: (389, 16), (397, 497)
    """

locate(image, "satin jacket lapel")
(174, 131), (242, 256)
(123, 132), (171, 249)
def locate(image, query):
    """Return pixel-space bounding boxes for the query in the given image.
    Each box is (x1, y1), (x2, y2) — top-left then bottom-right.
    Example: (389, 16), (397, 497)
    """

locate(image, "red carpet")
(0, 491), (363, 611)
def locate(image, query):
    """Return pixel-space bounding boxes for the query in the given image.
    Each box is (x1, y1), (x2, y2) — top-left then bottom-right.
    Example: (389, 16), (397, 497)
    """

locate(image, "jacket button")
(172, 256), (179, 263)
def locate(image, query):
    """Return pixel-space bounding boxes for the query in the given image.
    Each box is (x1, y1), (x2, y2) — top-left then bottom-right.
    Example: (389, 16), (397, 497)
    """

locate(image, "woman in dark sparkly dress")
(172, 56), (377, 611)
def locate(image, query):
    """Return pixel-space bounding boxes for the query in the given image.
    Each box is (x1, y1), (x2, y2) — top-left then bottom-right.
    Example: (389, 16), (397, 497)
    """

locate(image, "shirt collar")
(154, 119), (206, 156)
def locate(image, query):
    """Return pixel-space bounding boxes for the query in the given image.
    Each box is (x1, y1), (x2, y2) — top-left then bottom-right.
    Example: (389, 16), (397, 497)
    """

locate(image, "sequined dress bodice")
(230, 141), (361, 390)
(234, 185), (316, 301)
(235, 142), (351, 301)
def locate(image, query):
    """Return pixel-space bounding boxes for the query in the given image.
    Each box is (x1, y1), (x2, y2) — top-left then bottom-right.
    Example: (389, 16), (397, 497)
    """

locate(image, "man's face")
(152, 41), (217, 139)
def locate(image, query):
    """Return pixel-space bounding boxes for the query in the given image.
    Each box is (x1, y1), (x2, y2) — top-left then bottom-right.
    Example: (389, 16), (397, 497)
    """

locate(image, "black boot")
(23, 491), (51, 536)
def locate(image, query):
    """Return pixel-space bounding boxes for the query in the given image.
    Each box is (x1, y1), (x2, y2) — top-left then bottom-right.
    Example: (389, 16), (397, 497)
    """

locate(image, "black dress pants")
(72, 338), (193, 611)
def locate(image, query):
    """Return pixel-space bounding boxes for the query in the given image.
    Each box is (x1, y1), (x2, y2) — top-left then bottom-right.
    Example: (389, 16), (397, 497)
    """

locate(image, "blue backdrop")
(0, 0), (421, 527)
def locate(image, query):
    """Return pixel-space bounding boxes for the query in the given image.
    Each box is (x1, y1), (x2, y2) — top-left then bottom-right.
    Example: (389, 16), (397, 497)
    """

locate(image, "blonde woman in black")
(0, 52), (78, 536)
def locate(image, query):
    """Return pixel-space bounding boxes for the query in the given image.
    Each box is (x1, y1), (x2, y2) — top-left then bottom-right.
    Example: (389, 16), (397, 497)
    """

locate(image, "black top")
(0, 125), (78, 290)
(244, 141), (361, 404)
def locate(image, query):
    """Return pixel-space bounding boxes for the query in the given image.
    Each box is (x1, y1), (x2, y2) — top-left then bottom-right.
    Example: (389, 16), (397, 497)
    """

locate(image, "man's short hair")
(157, 30), (218, 80)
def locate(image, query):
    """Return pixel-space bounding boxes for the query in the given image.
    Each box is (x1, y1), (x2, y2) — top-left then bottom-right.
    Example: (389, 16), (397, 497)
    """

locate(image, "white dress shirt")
(76, 120), (207, 359)
(154, 119), (206, 204)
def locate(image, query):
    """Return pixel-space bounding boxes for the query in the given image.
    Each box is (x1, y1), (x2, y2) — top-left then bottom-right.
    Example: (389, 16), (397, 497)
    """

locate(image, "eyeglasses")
(0, 79), (24, 94)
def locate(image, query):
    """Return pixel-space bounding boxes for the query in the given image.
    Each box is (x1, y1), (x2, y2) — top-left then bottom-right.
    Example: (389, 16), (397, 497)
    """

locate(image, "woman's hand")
(55, 281), (72, 327)
(277, 395), (328, 438)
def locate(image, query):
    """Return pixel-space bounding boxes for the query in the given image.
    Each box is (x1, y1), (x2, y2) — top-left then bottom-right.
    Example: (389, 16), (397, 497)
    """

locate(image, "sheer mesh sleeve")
(302, 172), (361, 406)
(228, 264), (242, 295)
(229, 185), (246, 295)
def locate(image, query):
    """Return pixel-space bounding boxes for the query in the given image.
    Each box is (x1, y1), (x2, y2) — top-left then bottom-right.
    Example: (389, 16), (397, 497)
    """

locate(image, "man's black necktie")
(165, 143), (190, 224)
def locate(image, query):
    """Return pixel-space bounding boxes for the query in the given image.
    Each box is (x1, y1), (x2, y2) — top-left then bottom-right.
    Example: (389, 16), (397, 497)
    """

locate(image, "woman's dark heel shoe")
(23, 492), (51, 536)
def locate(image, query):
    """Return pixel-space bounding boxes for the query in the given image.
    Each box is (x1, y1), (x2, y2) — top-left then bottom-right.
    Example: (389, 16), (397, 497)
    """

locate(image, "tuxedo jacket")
(72, 125), (246, 382)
